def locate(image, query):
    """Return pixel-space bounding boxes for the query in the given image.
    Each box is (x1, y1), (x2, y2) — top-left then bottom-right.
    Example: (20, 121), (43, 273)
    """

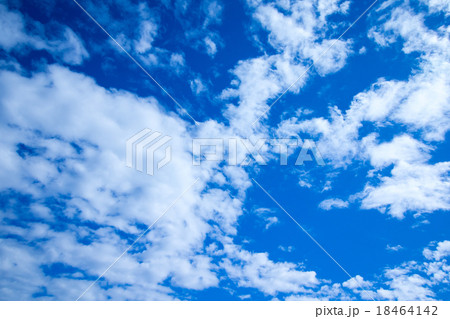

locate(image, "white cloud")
(222, 53), (303, 133)
(204, 36), (217, 56)
(169, 52), (186, 73)
(253, 207), (280, 229)
(134, 20), (158, 54)
(334, 241), (450, 301)
(220, 241), (319, 295)
(203, 0), (223, 26)
(285, 240), (450, 301)
(345, 240), (450, 300)
(1, 0), (449, 302)
(377, 265), (435, 301)
(0, 4), (40, 51)
(264, 216), (279, 229)
(386, 244), (403, 252)
(278, 245), (294, 252)
(190, 77), (207, 95)
(299, 178), (313, 188)
(342, 275), (372, 290)
(0, 51), (265, 299)
(421, 0), (450, 15)
(0, 64), (223, 299)
(253, 0), (352, 75)
(358, 161), (450, 219)
(52, 28), (89, 65)
(363, 134), (432, 169)
(285, 283), (351, 301)
(0, 4), (89, 65)
(319, 198), (349, 210)
(220, 0), (353, 133)
(424, 241), (450, 261)
(0, 6), (328, 298)
(277, 2), (450, 218)
(169, 0), (224, 56)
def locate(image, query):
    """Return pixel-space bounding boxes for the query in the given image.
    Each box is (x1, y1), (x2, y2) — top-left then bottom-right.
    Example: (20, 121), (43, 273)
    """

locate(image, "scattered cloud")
(386, 244), (403, 252)
(424, 241), (450, 261)
(319, 198), (349, 210)
(278, 1), (450, 219)
(0, 4), (89, 65)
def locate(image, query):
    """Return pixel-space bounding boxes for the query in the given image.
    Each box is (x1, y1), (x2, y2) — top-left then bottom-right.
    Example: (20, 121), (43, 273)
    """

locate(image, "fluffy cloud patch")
(0, 4), (88, 65)
(319, 198), (349, 210)
(221, 241), (319, 295)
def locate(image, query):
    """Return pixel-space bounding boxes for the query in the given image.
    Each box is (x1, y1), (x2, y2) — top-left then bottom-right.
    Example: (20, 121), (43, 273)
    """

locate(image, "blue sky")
(0, 0), (449, 300)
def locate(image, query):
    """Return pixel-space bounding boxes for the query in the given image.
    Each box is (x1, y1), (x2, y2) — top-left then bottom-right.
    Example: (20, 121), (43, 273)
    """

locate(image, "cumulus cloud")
(342, 275), (372, 290)
(358, 161), (450, 218)
(424, 241), (450, 261)
(220, 241), (319, 295)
